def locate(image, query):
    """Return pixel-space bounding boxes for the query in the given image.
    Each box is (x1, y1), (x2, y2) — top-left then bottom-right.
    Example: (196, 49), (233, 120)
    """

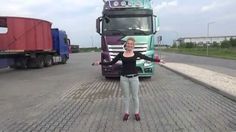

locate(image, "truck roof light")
(113, 1), (119, 7)
(128, 1), (132, 6)
(136, 1), (142, 7)
(121, 1), (126, 6)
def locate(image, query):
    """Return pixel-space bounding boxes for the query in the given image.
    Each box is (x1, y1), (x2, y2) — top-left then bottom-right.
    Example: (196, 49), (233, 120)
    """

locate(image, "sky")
(0, 0), (236, 47)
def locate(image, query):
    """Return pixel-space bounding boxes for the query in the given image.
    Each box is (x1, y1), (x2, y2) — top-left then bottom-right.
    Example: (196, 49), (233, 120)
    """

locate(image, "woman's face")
(126, 40), (135, 51)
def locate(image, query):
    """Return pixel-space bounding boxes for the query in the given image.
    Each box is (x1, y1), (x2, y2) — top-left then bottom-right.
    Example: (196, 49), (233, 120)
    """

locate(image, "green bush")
(212, 41), (220, 48)
(179, 43), (186, 48)
(229, 38), (236, 47)
(185, 42), (195, 48)
(221, 40), (232, 48)
(172, 43), (177, 48)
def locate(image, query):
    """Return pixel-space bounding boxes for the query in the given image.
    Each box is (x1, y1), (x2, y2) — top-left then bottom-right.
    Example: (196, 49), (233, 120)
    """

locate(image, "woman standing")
(93, 37), (164, 121)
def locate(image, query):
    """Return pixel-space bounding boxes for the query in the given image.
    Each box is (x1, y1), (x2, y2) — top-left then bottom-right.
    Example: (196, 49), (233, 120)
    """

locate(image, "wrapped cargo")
(0, 17), (52, 52)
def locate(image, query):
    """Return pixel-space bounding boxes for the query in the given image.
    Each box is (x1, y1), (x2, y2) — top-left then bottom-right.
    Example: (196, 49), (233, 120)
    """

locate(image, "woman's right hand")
(92, 61), (100, 66)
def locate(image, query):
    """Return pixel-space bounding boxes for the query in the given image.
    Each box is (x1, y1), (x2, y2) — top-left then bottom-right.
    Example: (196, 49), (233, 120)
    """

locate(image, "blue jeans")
(120, 75), (140, 114)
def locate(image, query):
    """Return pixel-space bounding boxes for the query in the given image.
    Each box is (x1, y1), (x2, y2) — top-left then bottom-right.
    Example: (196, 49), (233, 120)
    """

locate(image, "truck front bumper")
(102, 63), (155, 78)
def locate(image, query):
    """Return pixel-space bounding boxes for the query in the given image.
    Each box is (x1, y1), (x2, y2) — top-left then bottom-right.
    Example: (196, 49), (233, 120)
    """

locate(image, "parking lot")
(0, 52), (236, 132)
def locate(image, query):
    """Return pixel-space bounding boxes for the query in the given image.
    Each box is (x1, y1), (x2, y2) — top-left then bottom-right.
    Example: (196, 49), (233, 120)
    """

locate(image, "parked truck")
(96, 0), (159, 77)
(0, 16), (70, 69)
(70, 45), (80, 53)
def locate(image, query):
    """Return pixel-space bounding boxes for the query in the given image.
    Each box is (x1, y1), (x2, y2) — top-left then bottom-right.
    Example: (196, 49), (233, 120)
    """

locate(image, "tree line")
(172, 38), (236, 48)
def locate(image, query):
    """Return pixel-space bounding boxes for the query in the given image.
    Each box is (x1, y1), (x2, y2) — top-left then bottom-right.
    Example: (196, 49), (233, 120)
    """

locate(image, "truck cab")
(96, 0), (159, 77)
(51, 28), (70, 64)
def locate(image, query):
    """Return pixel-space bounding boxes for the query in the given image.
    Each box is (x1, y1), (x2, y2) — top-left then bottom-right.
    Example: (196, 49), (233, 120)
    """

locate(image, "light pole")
(90, 36), (94, 48)
(157, 35), (162, 59)
(207, 22), (215, 56)
(172, 31), (179, 48)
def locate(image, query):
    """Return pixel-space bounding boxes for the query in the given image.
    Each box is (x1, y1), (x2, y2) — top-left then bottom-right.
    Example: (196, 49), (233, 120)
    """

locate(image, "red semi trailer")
(0, 16), (70, 69)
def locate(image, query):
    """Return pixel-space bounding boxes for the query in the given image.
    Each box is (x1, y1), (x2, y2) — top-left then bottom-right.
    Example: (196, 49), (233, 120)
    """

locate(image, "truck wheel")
(35, 56), (45, 68)
(44, 55), (53, 67)
(105, 77), (111, 79)
(20, 60), (28, 69)
(13, 58), (28, 69)
(10, 65), (16, 69)
(61, 56), (68, 64)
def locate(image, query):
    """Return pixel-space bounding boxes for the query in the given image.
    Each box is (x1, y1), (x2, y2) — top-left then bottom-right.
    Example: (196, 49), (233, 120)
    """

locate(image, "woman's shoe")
(123, 113), (129, 121)
(135, 113), (141, 121)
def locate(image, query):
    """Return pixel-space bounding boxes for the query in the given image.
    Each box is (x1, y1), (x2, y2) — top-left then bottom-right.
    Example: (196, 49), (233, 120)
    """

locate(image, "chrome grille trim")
(108, 44), (148, 60)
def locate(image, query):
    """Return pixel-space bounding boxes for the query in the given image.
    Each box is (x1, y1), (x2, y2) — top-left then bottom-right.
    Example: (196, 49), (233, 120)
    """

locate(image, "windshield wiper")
(104, 29), (126, 36)
(128, 28), (149, 35)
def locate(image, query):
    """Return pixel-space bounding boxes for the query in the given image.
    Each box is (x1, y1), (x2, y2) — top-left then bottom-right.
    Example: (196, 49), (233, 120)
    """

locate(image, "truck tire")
(44, 55), (53, 67)
(35, 56), (45, 68)
(61, 55), (68, 64)
(13, 58), (28, 69)
(105, 77), (111, 79)
(20, 61), (28, 69)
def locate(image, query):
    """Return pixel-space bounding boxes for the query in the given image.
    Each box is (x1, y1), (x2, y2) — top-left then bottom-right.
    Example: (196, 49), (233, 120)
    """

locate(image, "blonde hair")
(126, 37), (135, 43)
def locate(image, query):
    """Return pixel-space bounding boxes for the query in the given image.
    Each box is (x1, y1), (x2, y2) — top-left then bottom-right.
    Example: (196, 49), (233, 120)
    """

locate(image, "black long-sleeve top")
(100, 52), (160, 76)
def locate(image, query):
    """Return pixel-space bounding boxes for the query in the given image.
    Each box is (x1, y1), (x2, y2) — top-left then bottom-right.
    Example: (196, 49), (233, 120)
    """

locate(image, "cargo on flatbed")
(0, 16), (70, 69)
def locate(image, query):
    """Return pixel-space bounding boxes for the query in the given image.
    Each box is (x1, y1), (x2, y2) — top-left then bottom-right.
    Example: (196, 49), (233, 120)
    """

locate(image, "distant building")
(175, 35), (236, 46)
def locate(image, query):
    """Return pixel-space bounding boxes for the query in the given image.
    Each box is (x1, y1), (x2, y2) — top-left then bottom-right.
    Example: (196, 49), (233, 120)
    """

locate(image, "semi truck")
(96, 0), (159, 78)
(0, 16), (70, 69)
(70, 45), (80, 53)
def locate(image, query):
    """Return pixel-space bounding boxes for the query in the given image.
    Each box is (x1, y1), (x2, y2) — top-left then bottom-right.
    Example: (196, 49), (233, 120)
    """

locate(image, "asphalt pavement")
(0, 52), (235, 132)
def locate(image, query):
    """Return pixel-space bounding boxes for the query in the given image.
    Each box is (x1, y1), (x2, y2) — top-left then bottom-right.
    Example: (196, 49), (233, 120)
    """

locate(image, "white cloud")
(153, 0), (200, 16)
(152, 0), (236, 44)
(168, 0), (178, 6)
(201, 2), (217, 12)
(1, 0), (236, 46)
(154, 0), (178, 11)
(201, 0), (236, 12)
(0, 0), (104, 47)
(0, 0), (103, 17)
(63, 0), (102, 7)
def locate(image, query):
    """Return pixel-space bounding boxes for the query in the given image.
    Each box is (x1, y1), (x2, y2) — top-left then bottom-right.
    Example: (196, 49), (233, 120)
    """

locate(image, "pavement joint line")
(160, 63), (236, 102)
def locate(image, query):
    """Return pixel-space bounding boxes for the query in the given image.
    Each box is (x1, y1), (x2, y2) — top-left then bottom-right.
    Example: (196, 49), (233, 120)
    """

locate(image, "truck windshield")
(0, 18), (8, 34)
(103, 16), (152, 35)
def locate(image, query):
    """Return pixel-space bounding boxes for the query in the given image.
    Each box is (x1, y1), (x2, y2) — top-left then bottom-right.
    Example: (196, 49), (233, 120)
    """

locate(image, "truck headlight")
(144, 61), (152, 67)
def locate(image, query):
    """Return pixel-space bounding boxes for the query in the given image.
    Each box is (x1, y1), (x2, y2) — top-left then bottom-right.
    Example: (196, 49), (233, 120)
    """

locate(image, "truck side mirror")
(67, 39), (71, 45)
(96, 17), (102, 35)
(153, 15), (160, 34)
